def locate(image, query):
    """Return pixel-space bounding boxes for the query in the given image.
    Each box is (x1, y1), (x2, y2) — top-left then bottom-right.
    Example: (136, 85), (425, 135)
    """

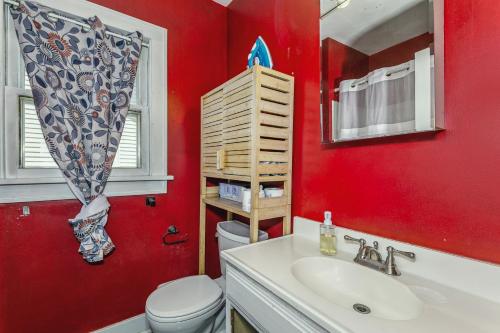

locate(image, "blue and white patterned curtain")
(10, 0), (143, 262)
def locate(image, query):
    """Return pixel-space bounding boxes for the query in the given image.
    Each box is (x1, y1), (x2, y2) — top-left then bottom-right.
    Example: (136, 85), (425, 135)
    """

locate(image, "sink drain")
(353, 303), (371, 314)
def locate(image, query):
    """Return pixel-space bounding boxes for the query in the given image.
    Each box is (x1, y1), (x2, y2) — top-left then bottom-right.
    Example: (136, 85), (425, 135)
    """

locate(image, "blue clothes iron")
(247, 36), (273, 69)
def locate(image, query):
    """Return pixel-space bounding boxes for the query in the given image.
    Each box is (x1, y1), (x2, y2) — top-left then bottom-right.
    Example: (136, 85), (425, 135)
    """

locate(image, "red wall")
(369, 33), (434, 71)
(3, 0), (500, 331)
(0, 1), (227, 332)
(322, 38), (369, 94)
(227, 0), (500, 265)
(321, 38), (369, 140)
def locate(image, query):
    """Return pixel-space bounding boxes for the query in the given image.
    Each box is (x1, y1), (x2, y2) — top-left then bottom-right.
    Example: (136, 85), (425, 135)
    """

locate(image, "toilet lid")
(146, 275), (222, 319)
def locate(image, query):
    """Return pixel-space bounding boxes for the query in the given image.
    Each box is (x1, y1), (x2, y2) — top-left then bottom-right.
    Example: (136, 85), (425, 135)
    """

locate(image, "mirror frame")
(320, 0), (445, 144)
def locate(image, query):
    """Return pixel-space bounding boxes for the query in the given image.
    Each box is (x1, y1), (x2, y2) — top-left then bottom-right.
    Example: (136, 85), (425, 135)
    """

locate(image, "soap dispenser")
(320, 211), (337, 255)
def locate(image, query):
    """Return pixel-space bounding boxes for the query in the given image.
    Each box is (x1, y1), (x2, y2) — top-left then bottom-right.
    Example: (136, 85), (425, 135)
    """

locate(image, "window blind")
(114, 111), (140, 168)
(21, 99), (57, 168)
(21, 98), (140, 169)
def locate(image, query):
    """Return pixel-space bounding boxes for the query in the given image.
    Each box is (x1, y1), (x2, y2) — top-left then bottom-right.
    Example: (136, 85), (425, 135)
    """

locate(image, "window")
(10, 16), (148, 172)
(0, 0), (169, 203)
(20, 98), (141, 169)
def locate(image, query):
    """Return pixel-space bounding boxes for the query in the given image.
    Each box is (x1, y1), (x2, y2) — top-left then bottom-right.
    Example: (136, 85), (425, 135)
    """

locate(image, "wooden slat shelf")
(258, 175), (288, 182)
(203, 173), (251, 182)
(203, 197), (251, 218)
(204, 196), (288, 220)
(199, 65), (294, 275)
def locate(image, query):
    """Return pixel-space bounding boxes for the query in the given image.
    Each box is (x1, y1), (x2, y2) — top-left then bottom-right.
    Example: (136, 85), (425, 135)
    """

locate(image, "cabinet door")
(232, 309), (258, 333)
(222, 70), (255, 179)
(226, 265), (331, 333)
(201, 88), (224, 176)
(255, 68), (294, 181)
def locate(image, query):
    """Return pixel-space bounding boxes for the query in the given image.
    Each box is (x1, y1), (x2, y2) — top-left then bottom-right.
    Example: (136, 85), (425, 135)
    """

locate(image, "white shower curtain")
(336, 60), (416, 140)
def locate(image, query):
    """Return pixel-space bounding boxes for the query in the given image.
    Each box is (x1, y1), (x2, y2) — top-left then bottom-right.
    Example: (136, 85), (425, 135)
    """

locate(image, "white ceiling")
(212, 0), (233, 6)
(212, 0), (432, 56)
(321, 0), (433, 55)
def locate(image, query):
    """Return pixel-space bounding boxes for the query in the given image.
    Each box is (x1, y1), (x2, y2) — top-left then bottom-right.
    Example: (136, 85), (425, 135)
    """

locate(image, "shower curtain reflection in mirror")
(335, 60), (415, 140)
(320, 0), (443, 143)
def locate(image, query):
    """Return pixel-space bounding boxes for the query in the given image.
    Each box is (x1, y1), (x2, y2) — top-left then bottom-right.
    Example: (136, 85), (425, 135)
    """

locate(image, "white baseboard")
(91, 313), (150, 333)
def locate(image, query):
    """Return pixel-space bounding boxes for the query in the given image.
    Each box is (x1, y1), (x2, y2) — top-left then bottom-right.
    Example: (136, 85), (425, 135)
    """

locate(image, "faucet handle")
(344, 235), (366, 247)
(384, 246), (416, 276)
(387, 246), (415, 260)
(344, 235), (367, 256)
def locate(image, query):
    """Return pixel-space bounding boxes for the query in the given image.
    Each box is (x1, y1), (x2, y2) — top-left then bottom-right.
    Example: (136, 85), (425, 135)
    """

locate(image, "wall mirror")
(320, 0), (444, 143)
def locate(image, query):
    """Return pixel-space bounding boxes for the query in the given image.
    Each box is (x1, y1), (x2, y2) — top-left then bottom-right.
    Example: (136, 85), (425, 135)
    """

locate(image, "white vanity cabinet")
(225, 263), (332, 333)
(221, 217), (500, 333)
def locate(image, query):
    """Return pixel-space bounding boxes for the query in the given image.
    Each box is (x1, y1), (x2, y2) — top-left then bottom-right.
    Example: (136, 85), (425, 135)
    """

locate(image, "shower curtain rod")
(333, 66), (411, 93)
(3, 0), (149, 47)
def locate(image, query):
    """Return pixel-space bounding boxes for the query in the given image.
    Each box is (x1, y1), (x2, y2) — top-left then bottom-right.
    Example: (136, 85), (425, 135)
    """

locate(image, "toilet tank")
(217, 220), (268, 278)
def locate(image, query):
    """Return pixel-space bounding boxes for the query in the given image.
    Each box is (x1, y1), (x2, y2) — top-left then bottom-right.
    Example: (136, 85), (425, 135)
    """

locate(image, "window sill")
(0, 175), (174, 185)
(0, 175), (174, 203)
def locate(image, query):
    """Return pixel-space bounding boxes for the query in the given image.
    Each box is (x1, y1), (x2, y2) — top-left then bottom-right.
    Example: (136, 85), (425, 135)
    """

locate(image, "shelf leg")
(199, 177), (207, 275)
(283, 205), (291, 235)
(199, 200), (206, 274)
(250, 210), (259, 243)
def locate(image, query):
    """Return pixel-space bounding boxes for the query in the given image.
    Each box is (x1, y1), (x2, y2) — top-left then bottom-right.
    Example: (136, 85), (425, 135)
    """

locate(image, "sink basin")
(291, 257), (424, 320)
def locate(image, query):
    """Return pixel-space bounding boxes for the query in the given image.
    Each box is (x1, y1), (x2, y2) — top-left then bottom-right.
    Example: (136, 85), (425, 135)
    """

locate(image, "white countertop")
(221, 217), (500, 333)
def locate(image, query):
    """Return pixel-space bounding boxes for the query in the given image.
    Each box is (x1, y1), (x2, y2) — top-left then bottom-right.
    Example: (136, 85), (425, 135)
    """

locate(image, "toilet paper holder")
(162, 225), (189, 245)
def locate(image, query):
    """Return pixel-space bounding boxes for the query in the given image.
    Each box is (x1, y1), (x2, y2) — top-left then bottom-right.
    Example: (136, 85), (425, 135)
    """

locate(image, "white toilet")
(145, 221), (268, 333)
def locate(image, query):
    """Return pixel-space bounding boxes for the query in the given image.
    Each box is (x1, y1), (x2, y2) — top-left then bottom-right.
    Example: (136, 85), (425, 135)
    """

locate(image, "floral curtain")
(10, 0), (142, 262)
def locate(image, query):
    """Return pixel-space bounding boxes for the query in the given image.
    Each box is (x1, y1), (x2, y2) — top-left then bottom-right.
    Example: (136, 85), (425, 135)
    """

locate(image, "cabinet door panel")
(202, 88), (224, 175)
(222, 70), (255, 178)
(226, 266), (330, 333)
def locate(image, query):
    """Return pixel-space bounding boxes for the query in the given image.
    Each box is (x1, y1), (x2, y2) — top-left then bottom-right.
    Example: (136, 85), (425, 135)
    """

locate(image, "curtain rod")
(333, 66), (412, 93)
(3, 0), (149, 48)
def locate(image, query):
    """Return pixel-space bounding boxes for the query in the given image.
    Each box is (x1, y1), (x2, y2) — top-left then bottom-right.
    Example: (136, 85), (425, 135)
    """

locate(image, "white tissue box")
(219, 183), (246, 202)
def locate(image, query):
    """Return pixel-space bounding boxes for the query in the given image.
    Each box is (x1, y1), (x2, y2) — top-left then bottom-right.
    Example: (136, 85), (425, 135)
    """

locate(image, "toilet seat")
(146, 298), (222, 324)
(146, 275), (223, 323)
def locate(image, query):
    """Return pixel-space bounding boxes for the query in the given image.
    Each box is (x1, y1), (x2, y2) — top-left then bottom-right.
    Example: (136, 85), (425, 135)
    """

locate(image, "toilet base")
(212, 302), (226, 333)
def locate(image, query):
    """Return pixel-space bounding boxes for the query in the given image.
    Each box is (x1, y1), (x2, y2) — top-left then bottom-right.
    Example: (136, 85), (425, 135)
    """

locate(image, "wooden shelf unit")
(199, 65), (294, 274)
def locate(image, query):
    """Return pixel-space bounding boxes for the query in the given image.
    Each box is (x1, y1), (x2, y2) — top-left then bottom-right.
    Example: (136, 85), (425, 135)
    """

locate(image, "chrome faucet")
(344, 235), (415, 276)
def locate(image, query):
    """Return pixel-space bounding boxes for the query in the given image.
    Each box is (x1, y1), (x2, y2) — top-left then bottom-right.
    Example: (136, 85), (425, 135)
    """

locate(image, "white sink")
(291, 257), (424, 321)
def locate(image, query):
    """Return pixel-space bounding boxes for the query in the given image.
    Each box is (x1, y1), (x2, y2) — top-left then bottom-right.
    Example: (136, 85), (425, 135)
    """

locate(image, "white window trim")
(0, 0), (172, 203)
